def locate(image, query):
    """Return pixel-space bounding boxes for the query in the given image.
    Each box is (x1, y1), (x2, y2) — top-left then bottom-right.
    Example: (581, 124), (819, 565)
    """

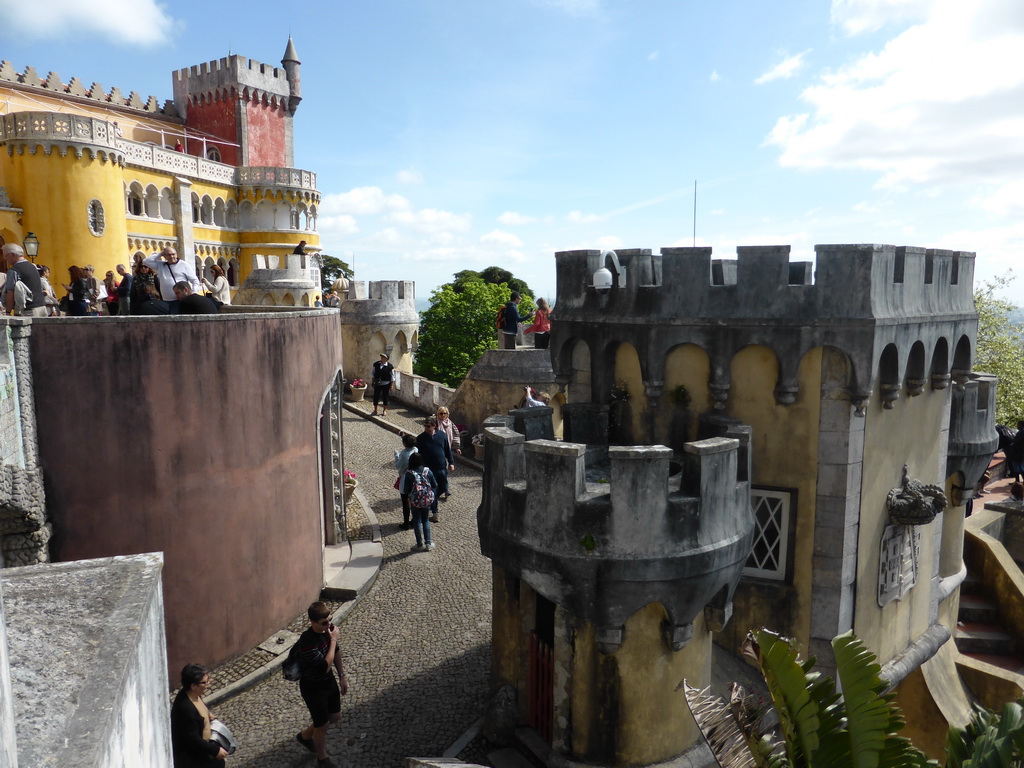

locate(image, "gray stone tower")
(337, 281), (420, 383)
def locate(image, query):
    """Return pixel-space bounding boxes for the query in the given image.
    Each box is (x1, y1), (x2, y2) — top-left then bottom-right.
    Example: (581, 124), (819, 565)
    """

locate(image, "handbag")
(393, 476), (401, 491)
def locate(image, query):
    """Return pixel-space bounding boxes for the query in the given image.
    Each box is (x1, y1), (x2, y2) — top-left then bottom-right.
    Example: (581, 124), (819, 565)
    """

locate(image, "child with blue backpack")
(402, 453), (437, 551)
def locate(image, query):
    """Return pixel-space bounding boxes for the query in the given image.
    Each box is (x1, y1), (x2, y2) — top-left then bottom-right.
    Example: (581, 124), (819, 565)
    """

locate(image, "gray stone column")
(173, 177), (195, 259)
(0, 562), (17, 768)
(809, 359), (864, 676)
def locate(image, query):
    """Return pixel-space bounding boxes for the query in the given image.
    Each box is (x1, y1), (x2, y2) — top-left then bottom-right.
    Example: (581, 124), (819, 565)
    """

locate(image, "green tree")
(415, 281), (535, 387)
(450, 266), (533, 298)
(974, 275), (1024, 426)
(319, 254), (354, 295)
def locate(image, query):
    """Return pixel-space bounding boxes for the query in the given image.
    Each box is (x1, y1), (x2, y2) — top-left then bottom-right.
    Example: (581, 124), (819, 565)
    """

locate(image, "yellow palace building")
(0, 37), (320, 300)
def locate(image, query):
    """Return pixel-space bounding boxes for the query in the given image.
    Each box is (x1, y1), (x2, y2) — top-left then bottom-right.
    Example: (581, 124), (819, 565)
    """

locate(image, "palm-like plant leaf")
(751, 629), (822, 768)
(832, 632), (898, 768)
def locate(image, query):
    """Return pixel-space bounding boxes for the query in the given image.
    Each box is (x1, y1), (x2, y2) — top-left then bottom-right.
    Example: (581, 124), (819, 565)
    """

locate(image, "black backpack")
(282, 641), (302, 681)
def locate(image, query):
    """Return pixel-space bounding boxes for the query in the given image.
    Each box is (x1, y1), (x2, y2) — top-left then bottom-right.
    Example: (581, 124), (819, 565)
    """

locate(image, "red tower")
(171, 38), (302, 167)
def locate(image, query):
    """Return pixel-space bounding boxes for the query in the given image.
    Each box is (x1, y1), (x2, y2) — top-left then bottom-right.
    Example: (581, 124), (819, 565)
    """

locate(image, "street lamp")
(22, 232), (39, 263)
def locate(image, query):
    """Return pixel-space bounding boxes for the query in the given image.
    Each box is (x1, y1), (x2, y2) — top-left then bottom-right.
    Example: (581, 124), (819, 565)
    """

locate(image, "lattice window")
(743, 488), (792, 581)
(87, 200), (105, 236)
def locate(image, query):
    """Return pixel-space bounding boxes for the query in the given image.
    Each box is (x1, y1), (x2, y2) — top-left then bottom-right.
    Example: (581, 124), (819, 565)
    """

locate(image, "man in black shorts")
(295, 601), (348, 768)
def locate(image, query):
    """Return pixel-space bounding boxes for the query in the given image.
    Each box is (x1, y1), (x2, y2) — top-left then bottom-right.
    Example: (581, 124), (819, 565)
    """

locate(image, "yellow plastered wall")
(612, 342), (645, 442)
(724, 346), (823, 652)
(571, 604), (707, 764)
(855, 385), (948, 664)
(1, 149), (128, 284)
(659, 343), (712, 447)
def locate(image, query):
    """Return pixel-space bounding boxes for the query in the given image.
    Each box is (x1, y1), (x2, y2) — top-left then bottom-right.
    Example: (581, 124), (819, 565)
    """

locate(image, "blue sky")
(1, 0), (1022, 302)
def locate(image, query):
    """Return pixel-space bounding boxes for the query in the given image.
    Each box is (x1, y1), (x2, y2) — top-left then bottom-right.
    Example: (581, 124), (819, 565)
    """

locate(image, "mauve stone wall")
(27, 311), (344, 678)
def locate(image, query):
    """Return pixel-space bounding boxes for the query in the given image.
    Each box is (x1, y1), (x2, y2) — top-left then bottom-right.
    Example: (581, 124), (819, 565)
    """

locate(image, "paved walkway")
(215, 403), (493, 767)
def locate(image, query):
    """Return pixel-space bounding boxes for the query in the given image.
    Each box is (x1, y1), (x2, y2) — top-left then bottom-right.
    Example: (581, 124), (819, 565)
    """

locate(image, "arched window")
(159, 188), (174, 220)
(225, 200), (238, 229)
(227, 258), (239, 286)
(127, 182), (144, 216)
(200, 196), (214, 226)
(256, 201), (274, 230)
(144, 185), (160, 218)
(206, 146), (222, 162)
(239, 201), (255, 230)
(88, 200), (105, 236)
(213, 198), (226, 227)
(191, 192), (200, 224)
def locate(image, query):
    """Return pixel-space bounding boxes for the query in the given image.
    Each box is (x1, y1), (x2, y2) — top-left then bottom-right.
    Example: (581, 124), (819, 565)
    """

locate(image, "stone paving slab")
(213, 407), (493, 767)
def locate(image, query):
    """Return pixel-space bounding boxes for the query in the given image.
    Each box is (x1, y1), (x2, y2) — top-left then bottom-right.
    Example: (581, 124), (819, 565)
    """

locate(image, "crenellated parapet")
(338, 281), (420, 380)
(172, 55), (293, 118)
(477, 426), (753, 652)
(338, 281), (418, 324)
(231, 253), (321, 308)
(0, 60), (176, 116)
(551, 244), (979, 414)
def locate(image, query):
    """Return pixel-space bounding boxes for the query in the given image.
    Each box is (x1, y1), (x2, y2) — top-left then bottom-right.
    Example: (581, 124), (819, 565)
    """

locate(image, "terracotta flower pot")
(347, 386), (366, 402)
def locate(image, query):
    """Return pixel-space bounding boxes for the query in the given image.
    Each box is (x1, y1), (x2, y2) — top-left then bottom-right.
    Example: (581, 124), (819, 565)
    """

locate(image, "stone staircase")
(955, 571), (1024, 674)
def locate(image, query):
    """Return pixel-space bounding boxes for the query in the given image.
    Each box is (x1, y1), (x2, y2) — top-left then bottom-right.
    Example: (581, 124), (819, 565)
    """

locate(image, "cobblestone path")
(215, 408), (493, 767)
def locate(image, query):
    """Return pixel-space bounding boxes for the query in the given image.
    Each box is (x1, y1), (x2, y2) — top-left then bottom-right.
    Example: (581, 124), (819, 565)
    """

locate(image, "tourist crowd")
(0, 246), (229, 317)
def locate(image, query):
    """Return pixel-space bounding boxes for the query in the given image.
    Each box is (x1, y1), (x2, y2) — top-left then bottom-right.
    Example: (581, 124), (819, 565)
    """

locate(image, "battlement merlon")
(477, 428), (753, 648)
(172, 55), (292, 116)
(0, 60), (175, 118)
(553, 244), (976, 323)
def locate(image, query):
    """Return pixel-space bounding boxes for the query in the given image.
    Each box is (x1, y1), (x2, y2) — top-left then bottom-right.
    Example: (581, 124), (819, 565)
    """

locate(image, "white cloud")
(710, 70), (721, 83)
(480, 229), (524, 247)
(567, 210), (602, 224)
(318, 214), (359, 237)
(594, 235), (624, 250)
(0, 0), (178, 45)
(396, 169), (423, 184)
(364, 228), (407, 248)
(533, 0), (603, 17)
(831, 0), (933, 35)
(321, 187), (411, 216)
(755, 50), (811, 84)
(976, 180), (1024, 218)
(498, 211), (537, 226)
(766, 0), (1024, 190)
(648, 51), (659, 62)
(388, 208), (471, 234)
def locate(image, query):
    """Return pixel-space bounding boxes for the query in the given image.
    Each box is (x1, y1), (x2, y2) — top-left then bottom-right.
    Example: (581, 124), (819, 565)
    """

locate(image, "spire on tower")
(282, 36), (300, 65)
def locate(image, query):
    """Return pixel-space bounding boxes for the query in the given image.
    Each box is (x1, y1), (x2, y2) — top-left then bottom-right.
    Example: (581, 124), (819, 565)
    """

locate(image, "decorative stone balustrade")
(238, 166), (317, 192)
(116, 138), (236, 184)
(1, 111), (123, 163)
(0, 111), (317, 192)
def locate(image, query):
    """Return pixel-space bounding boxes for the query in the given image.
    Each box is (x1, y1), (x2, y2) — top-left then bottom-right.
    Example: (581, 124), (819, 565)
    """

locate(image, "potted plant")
(346, 378), (367, 402)
(343, 469), (358, 505)
(471, 433), (486, 461)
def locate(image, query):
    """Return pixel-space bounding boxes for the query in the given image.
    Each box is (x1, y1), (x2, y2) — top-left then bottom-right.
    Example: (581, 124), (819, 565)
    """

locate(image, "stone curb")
(205, 488), (383, 708)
